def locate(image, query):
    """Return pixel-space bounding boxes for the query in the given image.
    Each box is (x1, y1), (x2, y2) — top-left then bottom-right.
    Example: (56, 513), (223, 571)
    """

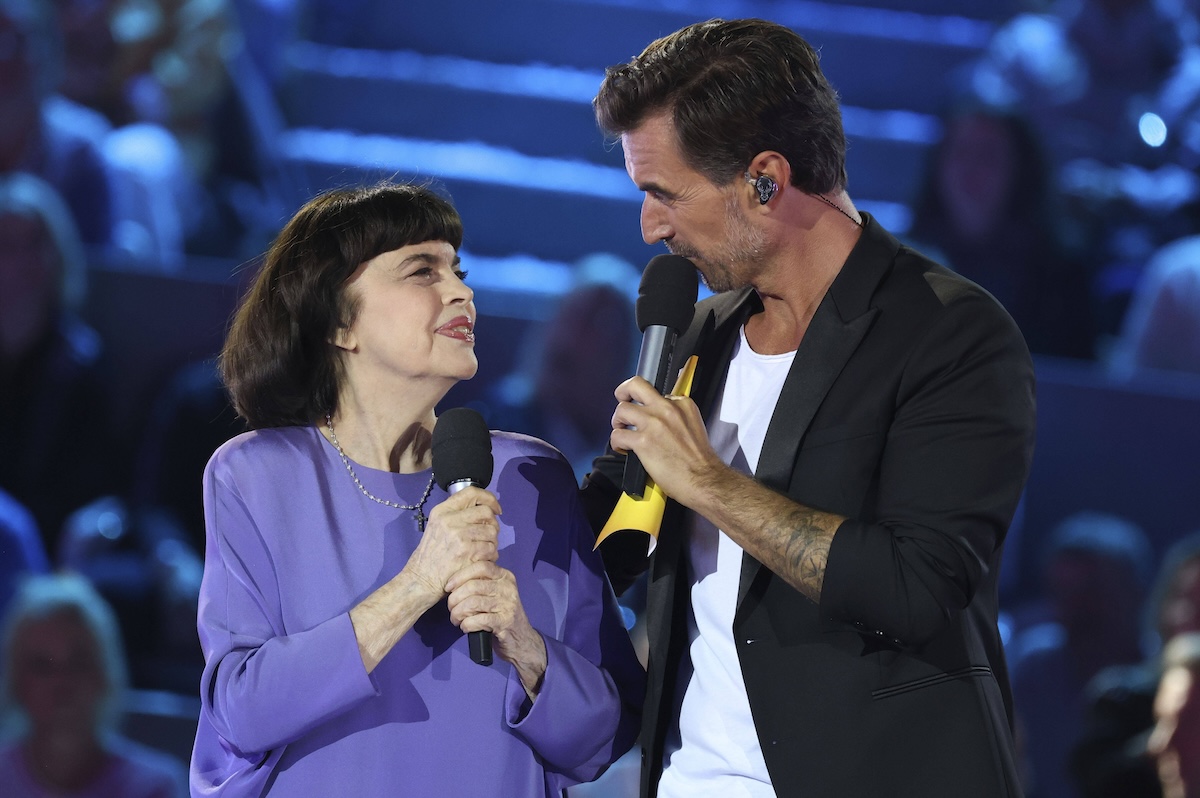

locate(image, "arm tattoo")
(695, 466), (843, 602)
(778, 507), (834, 602)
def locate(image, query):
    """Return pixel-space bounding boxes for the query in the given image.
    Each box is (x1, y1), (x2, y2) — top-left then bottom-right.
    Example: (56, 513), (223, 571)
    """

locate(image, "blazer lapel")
(736, 214), (898, 609)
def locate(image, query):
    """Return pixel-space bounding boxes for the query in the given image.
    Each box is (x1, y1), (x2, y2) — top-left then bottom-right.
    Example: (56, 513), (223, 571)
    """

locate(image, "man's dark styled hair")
(594, 18), (847, 194)
(220, 181), (464, 430)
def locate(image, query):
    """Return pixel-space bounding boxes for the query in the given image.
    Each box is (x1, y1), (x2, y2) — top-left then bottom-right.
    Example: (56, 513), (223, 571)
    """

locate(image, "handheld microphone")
(621, 254), (698, 498)
(431, 408), (495, 666)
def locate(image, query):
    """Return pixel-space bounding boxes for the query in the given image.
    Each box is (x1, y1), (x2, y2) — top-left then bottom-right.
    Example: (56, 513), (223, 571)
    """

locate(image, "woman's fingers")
(404, 488), (501, 594)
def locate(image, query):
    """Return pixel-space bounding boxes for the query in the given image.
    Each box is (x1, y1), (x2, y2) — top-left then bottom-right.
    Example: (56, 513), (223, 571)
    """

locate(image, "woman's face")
(10, 611), (106, 736)
(936, 115), (1018, 241)
(335, 240), (477, 392)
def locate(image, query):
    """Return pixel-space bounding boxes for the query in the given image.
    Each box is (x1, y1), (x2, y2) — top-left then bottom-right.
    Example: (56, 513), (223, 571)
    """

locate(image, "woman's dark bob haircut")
(220, 181), (464, 429)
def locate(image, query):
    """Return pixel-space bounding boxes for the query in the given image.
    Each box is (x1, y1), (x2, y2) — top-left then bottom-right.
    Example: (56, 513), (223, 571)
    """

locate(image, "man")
(581, 18), (1036, 798)
(1150, 633), (1200, 798)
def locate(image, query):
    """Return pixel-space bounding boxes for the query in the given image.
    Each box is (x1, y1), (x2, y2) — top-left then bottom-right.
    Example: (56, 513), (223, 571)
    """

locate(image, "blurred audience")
(0, 489), (48, 620)
(1074, 530), (1200, 798)
(1109, 233), (1200, 377)
(0, 571), (187, 796)
(970, 0), (1185, 171)
(0, 172), (115, 560)
(1008, 510), (1154, 798)
(487, 254), (640, 484)
(133, 0), (295, 260)
(968, 0), (1200, 338)
(56, 496), (204, 695)
(1150, 631), (1200, 798)
(130, 357), (243, 555)
(0, 0), (115, 248)
(47, 0), (293, 264)
(907, 105), (1097, 359)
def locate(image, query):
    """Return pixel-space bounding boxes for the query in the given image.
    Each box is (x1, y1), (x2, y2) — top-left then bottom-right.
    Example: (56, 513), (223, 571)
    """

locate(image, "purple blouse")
(190, 427), (642, 797)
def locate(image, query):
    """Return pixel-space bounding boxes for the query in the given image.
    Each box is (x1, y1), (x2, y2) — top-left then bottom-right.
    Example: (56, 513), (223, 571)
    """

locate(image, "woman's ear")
(331, 322), (356, 352)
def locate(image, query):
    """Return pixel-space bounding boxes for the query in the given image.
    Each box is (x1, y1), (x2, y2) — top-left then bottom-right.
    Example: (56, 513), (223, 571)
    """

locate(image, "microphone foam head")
(636, 254), (698, 333)
(432, 408), (494, 490)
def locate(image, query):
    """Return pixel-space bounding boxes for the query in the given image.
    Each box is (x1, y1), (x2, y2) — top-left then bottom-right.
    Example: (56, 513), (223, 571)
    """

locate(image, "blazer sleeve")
(819, 291), (1036, 648)
(580, 451), (655, 596)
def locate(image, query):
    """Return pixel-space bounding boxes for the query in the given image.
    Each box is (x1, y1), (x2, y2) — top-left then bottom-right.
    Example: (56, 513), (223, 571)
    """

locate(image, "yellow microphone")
(595, 355), (698, 553)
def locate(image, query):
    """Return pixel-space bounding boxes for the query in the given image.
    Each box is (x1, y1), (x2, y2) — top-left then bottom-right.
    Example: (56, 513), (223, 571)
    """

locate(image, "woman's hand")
(446, 562), (548, 700)
(350, 486), (501, 674)
(403, 486), (502, 605)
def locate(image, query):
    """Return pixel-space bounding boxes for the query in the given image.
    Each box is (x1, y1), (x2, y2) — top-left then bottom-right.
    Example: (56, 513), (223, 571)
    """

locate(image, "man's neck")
(743, 201), (862, 354)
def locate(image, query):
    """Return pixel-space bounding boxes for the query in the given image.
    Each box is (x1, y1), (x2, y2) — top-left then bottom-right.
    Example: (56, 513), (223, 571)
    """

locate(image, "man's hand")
(609, 376), (725, 508)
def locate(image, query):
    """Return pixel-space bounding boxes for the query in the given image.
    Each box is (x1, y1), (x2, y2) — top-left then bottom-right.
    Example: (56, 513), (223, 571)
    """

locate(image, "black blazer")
(582, 214), (1036, 798)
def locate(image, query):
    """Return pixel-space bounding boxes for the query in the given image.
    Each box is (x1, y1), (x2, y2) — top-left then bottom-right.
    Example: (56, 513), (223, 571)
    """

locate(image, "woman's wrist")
(511, 630), (548, 701)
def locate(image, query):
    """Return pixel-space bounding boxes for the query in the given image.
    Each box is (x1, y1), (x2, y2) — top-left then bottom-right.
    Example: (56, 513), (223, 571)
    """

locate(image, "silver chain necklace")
(325, 414), (436, 532)
(817, 193), (863, 227)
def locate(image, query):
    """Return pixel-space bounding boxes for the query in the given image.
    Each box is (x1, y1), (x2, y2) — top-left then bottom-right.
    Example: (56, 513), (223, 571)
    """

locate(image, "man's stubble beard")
(669, 192), (769, 294)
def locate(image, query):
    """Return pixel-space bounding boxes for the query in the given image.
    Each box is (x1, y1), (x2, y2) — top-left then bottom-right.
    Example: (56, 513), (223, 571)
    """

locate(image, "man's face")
(1150, 665), (1200, 798)
(621, 111), (767, 293)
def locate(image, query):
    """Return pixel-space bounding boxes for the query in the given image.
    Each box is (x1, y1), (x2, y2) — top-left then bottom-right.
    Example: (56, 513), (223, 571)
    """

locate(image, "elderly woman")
(0, 572), (188, 796)
(190, 182), (643, 796)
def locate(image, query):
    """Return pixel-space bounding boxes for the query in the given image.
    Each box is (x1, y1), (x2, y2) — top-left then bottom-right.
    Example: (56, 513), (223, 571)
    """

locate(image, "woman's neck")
(325, 399), (438, 473)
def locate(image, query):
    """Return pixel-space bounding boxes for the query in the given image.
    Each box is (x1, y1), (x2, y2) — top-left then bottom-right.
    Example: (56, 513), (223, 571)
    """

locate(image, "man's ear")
(746, 151), (791, 206)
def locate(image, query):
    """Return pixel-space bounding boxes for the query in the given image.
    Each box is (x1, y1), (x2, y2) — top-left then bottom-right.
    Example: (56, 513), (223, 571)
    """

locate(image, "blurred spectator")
(55, 496), (204, 694)
(907, 105), (1097, 359)
(487, 254), (640, 483)
(0, 172), (115, 559)
(0, 489), (48, 619)
(1149, 632), (1200, 798)
(968, 0), (1200, 338)
(1109, 233), (1200, 376)
(130, 357), (243, 555)
(1009, 510), (1154, 798)
(0, 0), (115, 248)
(63, 356), (244, 693)
(49, 0), (295, 266)
(47, 0), (196, 269)
(118, 0), (295, 260)
(0, 571), (187, 796)
(1074, 530), (1200, 798)
(970, 0), (1185, 171)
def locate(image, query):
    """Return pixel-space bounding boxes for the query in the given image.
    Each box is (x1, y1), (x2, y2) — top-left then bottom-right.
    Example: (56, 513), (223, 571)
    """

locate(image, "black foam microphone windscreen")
(621, 254), (698, 497)
(431, 408), (494, 665)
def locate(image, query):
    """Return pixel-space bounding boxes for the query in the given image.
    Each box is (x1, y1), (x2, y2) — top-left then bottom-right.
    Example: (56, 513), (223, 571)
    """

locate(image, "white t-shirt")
(658, 325), (796, 797)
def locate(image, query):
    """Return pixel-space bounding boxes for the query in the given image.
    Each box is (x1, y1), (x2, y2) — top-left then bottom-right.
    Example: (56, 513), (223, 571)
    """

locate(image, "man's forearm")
(689, 465), (845, 602)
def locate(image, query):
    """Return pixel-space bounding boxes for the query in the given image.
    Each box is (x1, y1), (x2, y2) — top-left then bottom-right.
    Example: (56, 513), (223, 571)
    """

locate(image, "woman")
(190, 182), (643, 796)
(907, 106), (1097, 360)
(0, 572), (188, 797)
